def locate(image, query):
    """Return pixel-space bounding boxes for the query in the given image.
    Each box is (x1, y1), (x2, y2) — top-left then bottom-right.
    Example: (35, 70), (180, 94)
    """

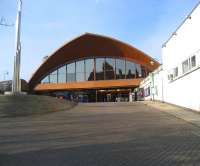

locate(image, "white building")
(140, 2), (200, 111)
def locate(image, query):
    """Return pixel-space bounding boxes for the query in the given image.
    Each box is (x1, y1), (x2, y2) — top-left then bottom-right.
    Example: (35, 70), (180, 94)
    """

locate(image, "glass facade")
(41, 75), (49, 83)
(49, 70), (57, 83)
(85, 59), (94, 81)
(135, 64), (142, 78)
(116, 59), (126, 79)
(76, 60), (85, 82)
(126, 61), (136, 79)
(105, 58), (115, 80)
(41, 57), (149, 84)
(67, 63), (76, 82)
(58, 66), (66, 83)
(96, 58), (105, 80)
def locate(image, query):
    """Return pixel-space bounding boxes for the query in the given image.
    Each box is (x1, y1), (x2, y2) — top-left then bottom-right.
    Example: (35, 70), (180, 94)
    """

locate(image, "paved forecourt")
(1, 102), (200, 165)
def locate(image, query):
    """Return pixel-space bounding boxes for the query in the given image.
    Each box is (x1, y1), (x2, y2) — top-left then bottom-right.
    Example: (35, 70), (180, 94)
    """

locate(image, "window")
(173, 67), (178, 78)
(42, 57), (150, 84)
(144, 87), (150, 97)
(135, 64), (142, 78)
(96, 58), (105, 80)
(85, 59), (94, 81)
(41, 75), (49, 84)
(76, 60), (85, 82)
(67, 63), (76, 82)
(58, 66), (66, 83)
(191, 56), (196, 68)
(141, 66), (147, 78)
(116, 59), (125, 79)
(50, 70), (57, 83)
(182, 59), (189, 74)
(126, 61), (136, 79)
(168, 74), (173, 81)
(105, 58), (115, 80)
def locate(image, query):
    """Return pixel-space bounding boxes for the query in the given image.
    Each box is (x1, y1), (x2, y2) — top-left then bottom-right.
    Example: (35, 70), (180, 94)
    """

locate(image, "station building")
(29, 33), (159, 102)
(140, 2), (200, 111)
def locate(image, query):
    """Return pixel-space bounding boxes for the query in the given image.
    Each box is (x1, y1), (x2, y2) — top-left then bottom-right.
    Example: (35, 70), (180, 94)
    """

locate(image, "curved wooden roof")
(29, 33), (160, 89)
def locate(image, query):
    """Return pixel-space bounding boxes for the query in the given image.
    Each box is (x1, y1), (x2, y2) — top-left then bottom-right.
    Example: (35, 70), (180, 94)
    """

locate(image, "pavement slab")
(1, 102), (200, 166)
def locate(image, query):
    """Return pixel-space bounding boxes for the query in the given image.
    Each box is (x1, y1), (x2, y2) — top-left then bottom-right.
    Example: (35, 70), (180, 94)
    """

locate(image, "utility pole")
(12, 0), (22, 93)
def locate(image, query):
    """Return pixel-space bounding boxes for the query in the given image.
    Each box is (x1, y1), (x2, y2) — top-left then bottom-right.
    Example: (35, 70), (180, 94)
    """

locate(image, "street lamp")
(12, 0), (22, 93)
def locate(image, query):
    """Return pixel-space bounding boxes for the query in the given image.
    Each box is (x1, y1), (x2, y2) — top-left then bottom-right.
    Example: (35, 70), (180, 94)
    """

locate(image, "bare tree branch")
(0, 17), (14, 27)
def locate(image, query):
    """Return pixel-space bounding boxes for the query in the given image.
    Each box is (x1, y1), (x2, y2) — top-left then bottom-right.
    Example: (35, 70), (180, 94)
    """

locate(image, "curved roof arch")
(29, 33), (160, 89)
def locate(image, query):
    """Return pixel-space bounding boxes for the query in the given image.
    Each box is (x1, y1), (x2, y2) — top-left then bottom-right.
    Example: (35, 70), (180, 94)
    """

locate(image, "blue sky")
(0, 0), (199, 81)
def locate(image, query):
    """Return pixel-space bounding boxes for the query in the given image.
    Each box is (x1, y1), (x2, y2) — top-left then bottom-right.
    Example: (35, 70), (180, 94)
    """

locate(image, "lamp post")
(12, 0), (22, 93)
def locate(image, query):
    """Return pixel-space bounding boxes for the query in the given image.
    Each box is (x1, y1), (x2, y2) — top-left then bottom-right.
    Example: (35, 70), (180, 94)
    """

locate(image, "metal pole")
(12, 0), (22, 93)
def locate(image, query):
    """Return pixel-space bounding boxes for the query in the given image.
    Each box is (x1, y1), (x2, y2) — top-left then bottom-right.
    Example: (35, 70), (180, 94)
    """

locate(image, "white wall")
(140, 76), (152, 101)
(153, 68), (164, 102)
(162, 3), (200, 111)
(139, 66), (164, 101)
(140, 3), (200, 111)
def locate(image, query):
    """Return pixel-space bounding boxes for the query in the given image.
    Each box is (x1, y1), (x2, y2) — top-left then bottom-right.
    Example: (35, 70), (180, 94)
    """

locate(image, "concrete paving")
(1, 102), (200, 166)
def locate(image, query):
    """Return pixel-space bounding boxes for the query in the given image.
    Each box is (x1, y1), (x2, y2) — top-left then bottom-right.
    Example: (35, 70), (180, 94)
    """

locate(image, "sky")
(0, 0), (199, 81)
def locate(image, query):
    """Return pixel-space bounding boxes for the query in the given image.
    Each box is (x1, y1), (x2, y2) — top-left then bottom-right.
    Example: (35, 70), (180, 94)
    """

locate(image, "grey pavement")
(145, 101), (200, 128)
(1, 102), (200, 166)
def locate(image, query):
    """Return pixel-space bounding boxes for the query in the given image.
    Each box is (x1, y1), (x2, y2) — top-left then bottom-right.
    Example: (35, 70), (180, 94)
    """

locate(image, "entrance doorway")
(96, 89), (131, 102)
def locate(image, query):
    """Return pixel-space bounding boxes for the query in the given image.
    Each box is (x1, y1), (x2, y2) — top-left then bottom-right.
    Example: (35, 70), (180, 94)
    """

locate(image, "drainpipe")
(161, 70), (164, 103)
(151, 72), (155, 101)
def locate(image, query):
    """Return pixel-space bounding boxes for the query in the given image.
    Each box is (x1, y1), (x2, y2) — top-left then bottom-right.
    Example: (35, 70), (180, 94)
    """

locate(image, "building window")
(141, 66), (147, 78)
(85, 59), (94, 81)
(76, 60), (85, 82)
(50, 70), (57, 83)
(40, 57), (150, 84)
(105, 58), (115, 80)
(173, 67), (178, 78)
(182, 59), (189, 74)
(96, 58), (105, 80)
(58, 65), (66, 83)
(67, 62), (76, 82)
(191, 55), (196, 68)
(126, 61), (136, 79)
(116, 59), (126, 79)
(144, 87), (150, 97)
(41, 75), (49, 84)
(135, 64), (142, 78)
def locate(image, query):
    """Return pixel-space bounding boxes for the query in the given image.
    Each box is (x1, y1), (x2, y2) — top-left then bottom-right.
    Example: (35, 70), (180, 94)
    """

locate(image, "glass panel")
(141, 66), (147, 78)
(50, 70), (57, 83)
(58, 65), (66, 83)
(191, 56), (196, 68)
(116, 59), (125, 79)
(135, 64), (142, 78)
(76, 73), (85, 82)
(76, 60), (85, 82)
(85, 59), (94, 81)
(41, 75), (49, 84)
(173, 67), (178, 78)
(182, 59), (189, 74)
(126, 61), (136, 79)
(96, 58), (105, 80)
(105, 58), (115, 80)
(67, 63), (76, 82)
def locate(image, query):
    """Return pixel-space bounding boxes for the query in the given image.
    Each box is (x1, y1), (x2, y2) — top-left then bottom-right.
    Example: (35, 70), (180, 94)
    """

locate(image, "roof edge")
(162, 1), (200, 48)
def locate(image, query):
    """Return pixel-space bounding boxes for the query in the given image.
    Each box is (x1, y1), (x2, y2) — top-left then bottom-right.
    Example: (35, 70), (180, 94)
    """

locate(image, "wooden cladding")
(29, 33), (160, 90)
(34, 79), (143, 91)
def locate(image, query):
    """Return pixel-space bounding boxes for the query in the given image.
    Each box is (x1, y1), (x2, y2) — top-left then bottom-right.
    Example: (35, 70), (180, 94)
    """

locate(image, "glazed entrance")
(52, 88), (136, 103)
(96, 89), (130, 102)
